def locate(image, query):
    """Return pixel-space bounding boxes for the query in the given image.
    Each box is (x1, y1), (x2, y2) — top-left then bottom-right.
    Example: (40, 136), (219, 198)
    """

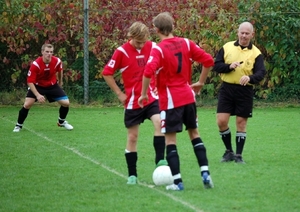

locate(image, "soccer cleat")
(202, 172), (214, 189)
(220, 150), (235, 162)
(235, 155), (246, 164)
(13, 125), (22, 132)
(166, 182), (184, 191)
(156, 159), (168, 167)
(57, 121), (73, 130)
(127, 175), (137, 185)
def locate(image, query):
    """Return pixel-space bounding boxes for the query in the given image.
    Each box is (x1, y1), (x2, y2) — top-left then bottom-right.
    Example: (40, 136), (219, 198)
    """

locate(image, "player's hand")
(117, 92), (127, 105)
(240, 75), (250, 86)
(36, 94), (45, 103)
(58, 81), (63, 88)
(191, 82), (204, 95)
(138, 94), (148, 108)
(153, 87), (158, 96)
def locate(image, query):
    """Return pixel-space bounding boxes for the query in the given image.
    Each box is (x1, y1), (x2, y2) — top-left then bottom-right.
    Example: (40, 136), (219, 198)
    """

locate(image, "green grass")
(1, 105), (300, 212)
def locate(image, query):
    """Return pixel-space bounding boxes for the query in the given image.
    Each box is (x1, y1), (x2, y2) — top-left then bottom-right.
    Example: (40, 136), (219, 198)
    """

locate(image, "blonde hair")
(153, 12), (174, 36)
(127, 22), (150, 40)
(41, 43), (54, 51)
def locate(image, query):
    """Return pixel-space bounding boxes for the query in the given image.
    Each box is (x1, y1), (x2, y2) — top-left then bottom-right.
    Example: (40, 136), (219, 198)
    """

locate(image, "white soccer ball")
(152, 165), (173, 186)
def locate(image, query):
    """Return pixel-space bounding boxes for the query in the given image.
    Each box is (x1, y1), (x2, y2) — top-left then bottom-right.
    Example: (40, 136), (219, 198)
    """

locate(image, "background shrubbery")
(0, 0), (299, 105)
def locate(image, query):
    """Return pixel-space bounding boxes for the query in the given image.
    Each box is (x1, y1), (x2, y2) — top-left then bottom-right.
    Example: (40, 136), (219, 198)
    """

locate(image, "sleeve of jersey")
(58, 60), (63, 72)
(102, 50), (122, 76)
(190, 41), (214, 67)
(54, 58), (63, 73)
(213, 48), (232, 73)
(27, 64), (37, 84)
(144, 48), (161, 79)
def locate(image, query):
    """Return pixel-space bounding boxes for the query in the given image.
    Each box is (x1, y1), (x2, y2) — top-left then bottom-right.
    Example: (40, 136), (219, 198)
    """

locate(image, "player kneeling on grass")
(138, 12), (214, 191)
(13, 43), (73, 132)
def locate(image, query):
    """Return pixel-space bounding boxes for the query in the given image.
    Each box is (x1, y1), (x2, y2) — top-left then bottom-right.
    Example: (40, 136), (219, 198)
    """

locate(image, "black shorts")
(161, 103), (198, 133)
(217, 82), (253, 118)
(124, 100), (160, 128)
(26, 83), (68, 103)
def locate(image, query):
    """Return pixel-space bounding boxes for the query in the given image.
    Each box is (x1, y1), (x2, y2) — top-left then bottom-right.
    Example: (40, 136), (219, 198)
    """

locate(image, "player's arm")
(102, 50), (127, 104)
(57, 70), (63, 87)
(102, 74), (123, 96)
(190, 41), (214, 94)
(191, 66), (212, 95)
(199, 66), (211, 85)
(27, 83), (39, 97)
(138, 76), (151, 108)
(54, 58), (64, 87)
(191, 42), (214, 68)
(103, 74), (126, 105)
(138, 52), (159, 107)
(27, 65), (45, 103)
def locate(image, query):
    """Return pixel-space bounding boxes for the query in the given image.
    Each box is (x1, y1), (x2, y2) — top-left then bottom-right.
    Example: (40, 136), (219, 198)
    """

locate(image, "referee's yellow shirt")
(220, 41), (262, 85)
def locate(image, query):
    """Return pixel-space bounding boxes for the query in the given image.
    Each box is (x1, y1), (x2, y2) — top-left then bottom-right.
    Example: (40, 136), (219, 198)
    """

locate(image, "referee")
(213, 22), (266, 163)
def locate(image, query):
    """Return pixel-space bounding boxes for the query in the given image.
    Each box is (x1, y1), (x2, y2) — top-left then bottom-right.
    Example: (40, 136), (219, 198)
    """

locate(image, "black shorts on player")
(26, 83), (69, 102)
(161, 103), (198, 133)
(124, 100), (160, 128)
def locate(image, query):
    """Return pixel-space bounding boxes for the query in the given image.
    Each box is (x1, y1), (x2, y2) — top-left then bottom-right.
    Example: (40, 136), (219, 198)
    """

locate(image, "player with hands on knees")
(13, 43), (73, 132)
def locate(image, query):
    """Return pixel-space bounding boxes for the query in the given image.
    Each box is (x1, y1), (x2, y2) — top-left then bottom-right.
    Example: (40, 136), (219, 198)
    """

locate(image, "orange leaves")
(46, 14), (52, 22)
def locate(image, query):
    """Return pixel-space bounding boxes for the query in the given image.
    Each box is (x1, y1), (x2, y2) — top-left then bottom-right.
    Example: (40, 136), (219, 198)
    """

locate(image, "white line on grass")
(5, 118), (204, 212)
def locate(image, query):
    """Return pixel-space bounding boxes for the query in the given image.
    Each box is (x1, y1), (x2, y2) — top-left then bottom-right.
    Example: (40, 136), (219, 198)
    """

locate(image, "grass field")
(1, 104), (300, 212)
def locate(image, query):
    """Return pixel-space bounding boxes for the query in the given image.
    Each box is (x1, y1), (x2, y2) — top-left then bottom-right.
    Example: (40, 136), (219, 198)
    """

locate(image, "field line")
(4, 117), (204, 212)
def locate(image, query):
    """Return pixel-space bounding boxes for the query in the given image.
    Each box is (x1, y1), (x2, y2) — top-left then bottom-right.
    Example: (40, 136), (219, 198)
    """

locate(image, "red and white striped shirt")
(144, 37), (214, 110)
(103, 40), (157, 109)
(27, 56), (62, 87)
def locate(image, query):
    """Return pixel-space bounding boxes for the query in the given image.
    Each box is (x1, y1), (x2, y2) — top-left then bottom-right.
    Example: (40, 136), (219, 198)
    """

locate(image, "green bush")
(1, 0), (299, 104)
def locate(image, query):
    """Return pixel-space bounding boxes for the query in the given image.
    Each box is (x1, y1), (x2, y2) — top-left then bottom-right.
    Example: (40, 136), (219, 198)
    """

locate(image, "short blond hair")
(127, 22), (150, 40)
(153, 12), (174, 36)
(41, 44), (54, 51)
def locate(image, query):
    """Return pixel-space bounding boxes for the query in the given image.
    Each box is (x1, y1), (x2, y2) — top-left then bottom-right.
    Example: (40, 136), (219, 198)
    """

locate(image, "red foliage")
(1, 0), (240, 85)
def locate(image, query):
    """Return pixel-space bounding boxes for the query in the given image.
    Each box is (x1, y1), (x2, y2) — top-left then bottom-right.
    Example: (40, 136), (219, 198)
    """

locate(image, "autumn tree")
(1, 0), (299, 103)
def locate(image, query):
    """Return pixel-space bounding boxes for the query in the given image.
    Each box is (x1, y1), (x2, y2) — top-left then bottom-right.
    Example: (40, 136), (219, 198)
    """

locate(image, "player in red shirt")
(138, 12), (214, 190)
(102, 22), (166, 185)
(13, 44), (73, 132)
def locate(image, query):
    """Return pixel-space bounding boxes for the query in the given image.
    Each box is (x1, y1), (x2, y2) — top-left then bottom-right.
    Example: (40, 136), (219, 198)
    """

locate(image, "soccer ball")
(152, 165), (173, 186)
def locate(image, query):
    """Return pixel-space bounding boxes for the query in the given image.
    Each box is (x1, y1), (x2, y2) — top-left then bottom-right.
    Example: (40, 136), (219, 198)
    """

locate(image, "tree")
(1, 0), (299, 102)
(239, 0), (300, 99)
